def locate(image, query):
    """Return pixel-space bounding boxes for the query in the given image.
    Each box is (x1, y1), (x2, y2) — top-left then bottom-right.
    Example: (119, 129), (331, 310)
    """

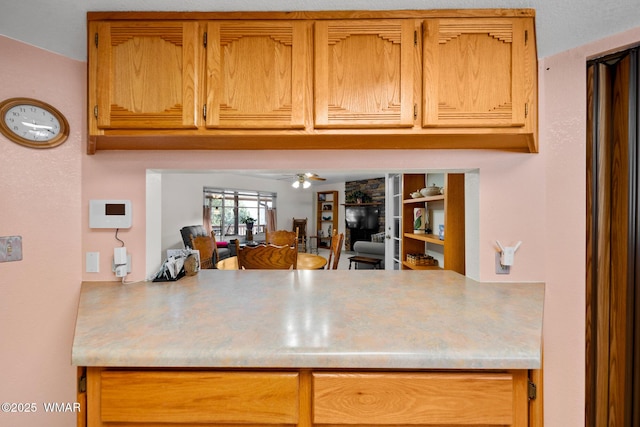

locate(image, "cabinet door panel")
(98, 370), (299, 424)
(206, 21), (308, 129)
(313, 372), (519, 425)
(92, 21), (200, 129)
(315, 20), (415, 128)
(423, 18), (526, 128)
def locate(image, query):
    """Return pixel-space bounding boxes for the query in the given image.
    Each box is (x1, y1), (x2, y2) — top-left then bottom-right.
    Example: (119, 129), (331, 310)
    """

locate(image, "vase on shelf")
(413, 208), (427, 234)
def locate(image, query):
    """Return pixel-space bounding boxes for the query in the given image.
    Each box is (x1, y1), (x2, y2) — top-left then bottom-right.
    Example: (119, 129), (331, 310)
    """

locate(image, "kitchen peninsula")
(72, 270), (544, 426)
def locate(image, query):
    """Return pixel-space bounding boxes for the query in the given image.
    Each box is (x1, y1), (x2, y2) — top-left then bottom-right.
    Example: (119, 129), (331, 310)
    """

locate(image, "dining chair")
(292, 218), (307, 252)
(326, 231), (344, 270)
(190, 232), (220, 269)
(265, 229), (298, 247)
(235, 241), (298, 270)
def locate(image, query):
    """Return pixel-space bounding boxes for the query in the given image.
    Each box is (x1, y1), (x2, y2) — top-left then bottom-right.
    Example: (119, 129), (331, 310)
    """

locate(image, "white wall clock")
(0, 97), (69, 148)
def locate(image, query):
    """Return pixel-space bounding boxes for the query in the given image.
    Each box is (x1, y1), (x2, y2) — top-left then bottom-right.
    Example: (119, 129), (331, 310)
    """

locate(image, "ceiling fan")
(291, 172), (326, 189)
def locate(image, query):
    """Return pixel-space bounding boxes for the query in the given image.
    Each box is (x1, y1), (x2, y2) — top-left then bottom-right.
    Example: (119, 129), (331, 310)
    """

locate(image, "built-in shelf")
(401, 173), (465, 274)
(403, 232), (444, 246)
(316, 190), (338, 248)
(403, 195), (444, 204)
(401, 261), (443, 270)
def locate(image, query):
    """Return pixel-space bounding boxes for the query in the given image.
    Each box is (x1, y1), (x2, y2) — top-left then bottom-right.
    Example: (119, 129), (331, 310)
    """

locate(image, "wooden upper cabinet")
(89, 21), (201, 130)
(86, 11), (538, 153)
(205, 21), (308, 129)
(314, 20), (416, 128)
(422, 18), (531, 129)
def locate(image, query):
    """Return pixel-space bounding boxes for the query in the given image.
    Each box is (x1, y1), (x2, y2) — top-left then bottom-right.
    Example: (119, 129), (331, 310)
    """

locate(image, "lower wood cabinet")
(83, 368), (538, 427)
(314, 371), (527, 425)
(92, 370), (298, 425)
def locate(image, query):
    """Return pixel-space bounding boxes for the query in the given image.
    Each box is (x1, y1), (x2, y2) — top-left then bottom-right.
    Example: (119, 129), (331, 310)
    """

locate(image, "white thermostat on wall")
(89, 200), (132, 229)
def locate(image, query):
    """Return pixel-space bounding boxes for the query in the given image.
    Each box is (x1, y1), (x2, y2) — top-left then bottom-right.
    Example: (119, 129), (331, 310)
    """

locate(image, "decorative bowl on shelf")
(420, 184), (441, 197)
(410, 191), (421, 198)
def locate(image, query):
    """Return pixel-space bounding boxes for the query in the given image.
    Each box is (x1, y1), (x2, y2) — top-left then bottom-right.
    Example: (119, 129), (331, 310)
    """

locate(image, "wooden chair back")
(292, 218), (307, 251)
(235, 241), (298, 270)
(265, 229), (298, 247)
(191, 233), (218, 269)
(326, 231), (344, 270)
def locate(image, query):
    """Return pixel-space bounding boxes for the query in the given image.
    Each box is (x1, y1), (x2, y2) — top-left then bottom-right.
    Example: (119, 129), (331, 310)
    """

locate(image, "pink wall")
(0, 37), (84, 427)
(83, 149), (547, 282)
(3, 25), (640, 426)
(539, 27), (640, 426)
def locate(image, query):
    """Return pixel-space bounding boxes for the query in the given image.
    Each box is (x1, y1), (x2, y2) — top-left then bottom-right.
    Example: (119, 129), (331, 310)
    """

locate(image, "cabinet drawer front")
(100, 371), (298, 424)
(313, 372), (514, 425)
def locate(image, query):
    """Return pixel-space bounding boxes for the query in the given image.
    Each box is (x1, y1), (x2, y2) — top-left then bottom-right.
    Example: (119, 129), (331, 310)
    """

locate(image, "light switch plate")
(0, 236), (23, 262)
(86, 252), (100, 273)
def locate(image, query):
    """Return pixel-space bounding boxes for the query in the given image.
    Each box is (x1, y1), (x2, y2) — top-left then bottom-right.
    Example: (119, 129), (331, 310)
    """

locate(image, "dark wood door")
(586, 46), (640, 427)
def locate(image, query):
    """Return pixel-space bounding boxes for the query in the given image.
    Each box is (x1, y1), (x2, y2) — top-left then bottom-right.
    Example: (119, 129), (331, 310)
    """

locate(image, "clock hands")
(21, 121), (54, 131)
(21, 120), (55, 135)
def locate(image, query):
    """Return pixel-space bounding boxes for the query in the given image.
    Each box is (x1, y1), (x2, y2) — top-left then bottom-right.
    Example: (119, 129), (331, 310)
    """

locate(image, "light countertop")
(72, 270), (544, 370)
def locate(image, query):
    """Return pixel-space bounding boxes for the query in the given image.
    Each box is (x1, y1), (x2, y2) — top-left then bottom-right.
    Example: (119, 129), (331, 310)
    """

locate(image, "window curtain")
(203, 205), (212, 235)
(266, 208), (277, 232)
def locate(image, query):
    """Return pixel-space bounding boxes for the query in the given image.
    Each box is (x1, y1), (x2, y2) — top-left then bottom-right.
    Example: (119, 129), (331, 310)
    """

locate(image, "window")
(204, 188), (276, 238)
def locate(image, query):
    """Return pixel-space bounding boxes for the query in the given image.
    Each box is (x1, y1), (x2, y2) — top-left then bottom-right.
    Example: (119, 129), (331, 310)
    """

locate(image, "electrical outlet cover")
(0, 236), (23, 262)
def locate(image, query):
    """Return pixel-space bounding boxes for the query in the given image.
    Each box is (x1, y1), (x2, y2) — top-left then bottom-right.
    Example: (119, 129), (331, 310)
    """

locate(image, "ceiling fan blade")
(305, 173), (326, 181)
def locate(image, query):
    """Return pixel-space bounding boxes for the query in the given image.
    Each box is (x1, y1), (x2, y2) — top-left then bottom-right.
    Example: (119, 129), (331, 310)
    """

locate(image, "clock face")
(0, 98), (69, 148)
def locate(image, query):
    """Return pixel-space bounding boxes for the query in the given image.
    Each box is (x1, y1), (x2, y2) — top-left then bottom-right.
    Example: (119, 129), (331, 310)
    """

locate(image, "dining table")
(216, 252), (328, 270)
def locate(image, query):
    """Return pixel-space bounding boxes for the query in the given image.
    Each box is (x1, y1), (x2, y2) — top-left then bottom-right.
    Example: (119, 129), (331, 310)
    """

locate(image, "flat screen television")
(345, 206), (379, 230)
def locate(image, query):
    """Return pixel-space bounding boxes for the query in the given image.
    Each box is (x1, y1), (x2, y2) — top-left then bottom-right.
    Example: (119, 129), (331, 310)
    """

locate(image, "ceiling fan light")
(292, 180), (300, 188)
(303, 180), (311, 189)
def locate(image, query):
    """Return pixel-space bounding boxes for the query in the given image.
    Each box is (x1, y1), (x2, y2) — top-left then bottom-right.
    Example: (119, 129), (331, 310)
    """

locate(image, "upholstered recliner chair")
(179, 225), (232, 265)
